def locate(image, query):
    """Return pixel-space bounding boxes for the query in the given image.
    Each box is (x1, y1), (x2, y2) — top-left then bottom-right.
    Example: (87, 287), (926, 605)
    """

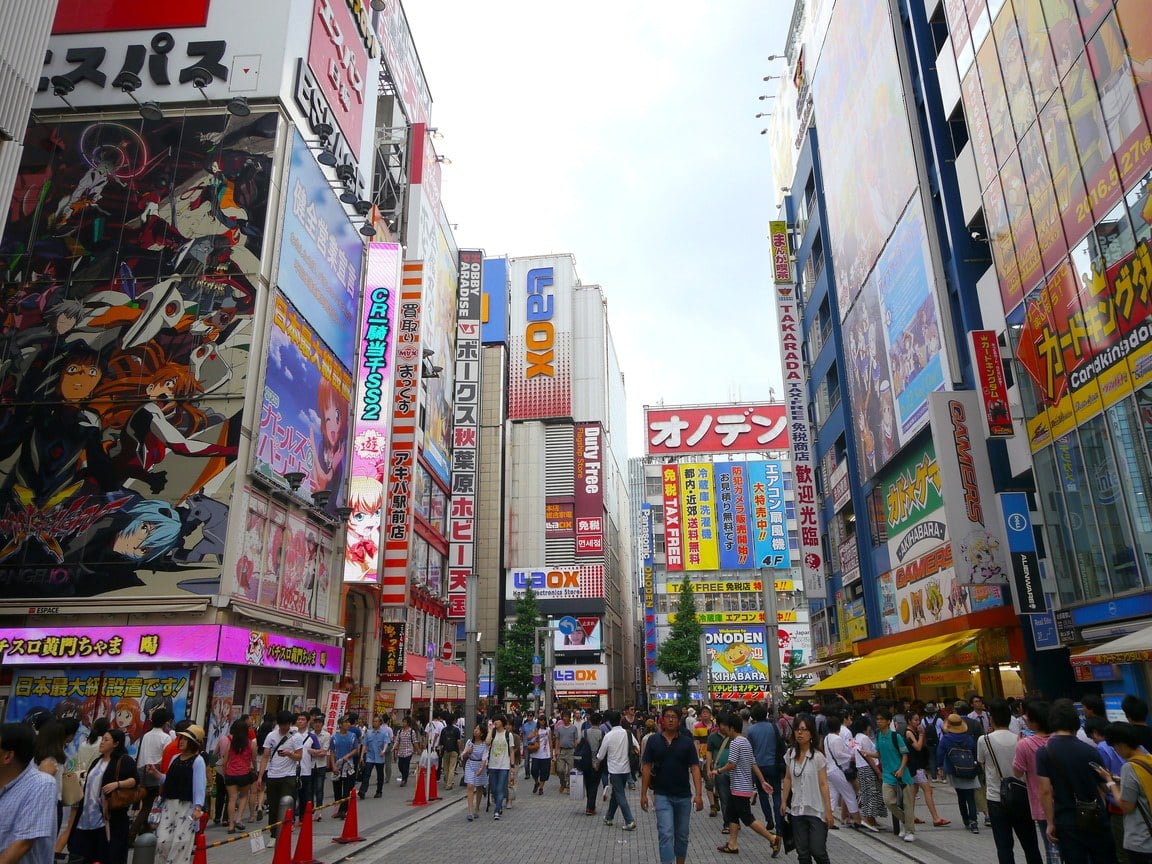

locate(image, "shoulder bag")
(61, 768), (84, 806)
(1048, 742), (1103, 832)
(984, 734), (1028, 816)
(105, 756), (147, 810)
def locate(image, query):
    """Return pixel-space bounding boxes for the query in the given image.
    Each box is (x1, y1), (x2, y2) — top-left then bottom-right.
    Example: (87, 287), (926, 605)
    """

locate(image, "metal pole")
(464, 571), (479, 728)
(534, 627), (542, 716)
(426, 657), (436, 801)
(761, 568), (784, 719)
(544, 623), (555, 717)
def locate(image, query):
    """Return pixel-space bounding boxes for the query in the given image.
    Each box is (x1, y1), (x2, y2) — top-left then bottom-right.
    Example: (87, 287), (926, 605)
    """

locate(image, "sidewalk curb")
(322, 792), (459, 862)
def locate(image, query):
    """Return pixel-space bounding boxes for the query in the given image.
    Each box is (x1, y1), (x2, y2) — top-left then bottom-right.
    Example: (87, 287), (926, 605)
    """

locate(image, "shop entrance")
(245, 690), (306, 723)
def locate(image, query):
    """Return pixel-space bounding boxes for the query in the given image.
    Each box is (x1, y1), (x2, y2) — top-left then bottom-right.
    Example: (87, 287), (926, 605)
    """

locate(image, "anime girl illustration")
(278, 528), (310, 615)
(80, 695), (113, 732)
(343, 475), (382, 582)
(111, 696), (143, 746)
(94, 344), (237, 493)
(310, 376), (347, 507)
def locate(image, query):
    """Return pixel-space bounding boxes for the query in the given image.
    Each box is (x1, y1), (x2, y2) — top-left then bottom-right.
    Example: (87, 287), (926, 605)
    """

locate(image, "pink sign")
(307, 0), (369, 159)
(0, 626), (217, 666)
(217, 626), (341, 675)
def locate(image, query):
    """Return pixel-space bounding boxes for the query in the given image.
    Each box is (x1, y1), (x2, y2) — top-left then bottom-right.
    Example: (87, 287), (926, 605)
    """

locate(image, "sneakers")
(628, 782), (636, 790)
(969, 822), (980, 834)
(604, 818), (614, 826)
(493, 812), (500, 820)
(860, 822), (880, 832)
(984, 816), (992, 827)
(903, 833), (916, 843)
(622, 822), (637, 831)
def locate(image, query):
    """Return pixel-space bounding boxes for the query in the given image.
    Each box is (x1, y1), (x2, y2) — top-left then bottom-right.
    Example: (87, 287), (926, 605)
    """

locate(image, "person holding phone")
(256, 712), (303, 840)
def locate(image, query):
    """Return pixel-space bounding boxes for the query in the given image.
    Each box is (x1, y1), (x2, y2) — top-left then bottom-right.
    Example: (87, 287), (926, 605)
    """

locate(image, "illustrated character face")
(323, 404), (343, 447)
(112, 521), (159, 558)
(349, 504), (379, 540)
(114, 706), (133, 730)
(55, 311), (80, 335)
(146, 375), (179, 405)
(723, 643), (752, 667)
(60, 361), (102, 402)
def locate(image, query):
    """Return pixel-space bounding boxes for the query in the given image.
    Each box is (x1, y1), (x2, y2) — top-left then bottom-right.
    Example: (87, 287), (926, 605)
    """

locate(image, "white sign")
(552, 663), (608, 692)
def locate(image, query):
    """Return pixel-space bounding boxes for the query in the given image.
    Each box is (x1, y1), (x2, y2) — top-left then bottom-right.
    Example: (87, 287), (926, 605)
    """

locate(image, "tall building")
(0, 1), (57, 206)
(770, 0), (1152, 704)
(631, 402), (811, 707)
(0, 0), (466, 734)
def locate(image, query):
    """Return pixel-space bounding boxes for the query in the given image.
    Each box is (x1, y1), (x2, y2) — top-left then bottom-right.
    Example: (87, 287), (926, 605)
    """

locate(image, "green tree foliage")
(656, 577), (704, 706)
(780, 652), (809, 703)
(495, 586), (541, 701)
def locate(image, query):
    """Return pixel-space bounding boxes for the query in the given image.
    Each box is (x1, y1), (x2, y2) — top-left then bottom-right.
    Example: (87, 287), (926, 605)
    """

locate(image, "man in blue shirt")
(358, 716), (390, 799)
(0, 723), (57, 864)
(746, 704), (783, 830)
(329, 716), (361, 818)
(876, 710), (916, 841)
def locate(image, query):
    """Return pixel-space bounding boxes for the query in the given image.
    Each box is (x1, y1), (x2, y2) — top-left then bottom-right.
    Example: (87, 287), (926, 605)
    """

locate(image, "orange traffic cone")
(271, 809), (295, 864)
(428, 763), (440, 801)
(199, 811), (210, 834)
(332, 790), (364, 843)
(292, 803), (321, 864)
(192, 833), (208, 864)
(410, 766), (428, 806)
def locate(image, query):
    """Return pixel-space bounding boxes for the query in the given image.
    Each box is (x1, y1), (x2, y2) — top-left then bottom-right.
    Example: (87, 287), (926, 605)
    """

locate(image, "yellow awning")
(809, 629), (980, 691)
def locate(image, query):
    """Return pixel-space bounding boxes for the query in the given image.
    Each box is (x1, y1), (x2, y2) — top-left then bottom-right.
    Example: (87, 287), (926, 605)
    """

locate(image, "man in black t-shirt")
(1121, 695), (1152, 754)
(1035, 699), (1118, 864)
(640, 706), (703, 864)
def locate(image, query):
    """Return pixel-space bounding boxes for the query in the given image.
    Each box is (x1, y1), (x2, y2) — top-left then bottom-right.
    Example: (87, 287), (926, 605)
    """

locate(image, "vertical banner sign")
(969, 331), (1014, 438)
(379, 621), (407, 678)
(507, 257), (574, 419)
(574, 422), (605, 556)
(774, 284), (826, 596)
(758, 461), (791, 569)
(662, 465), (683, 571)
(715, 463), (751, 570)
(770, 220), (792, 284)
(680, 464), (719, 570)
(642, 503), (657, 686)
(695, 463), (720, 569)
(346, 242), (401, 584)
(447, 250), (483, 619)
(928, 391), (1010, 586)
(999, 492), (1046, 614)
(380, 262), (424, 606)
(730, 462), (754, 569)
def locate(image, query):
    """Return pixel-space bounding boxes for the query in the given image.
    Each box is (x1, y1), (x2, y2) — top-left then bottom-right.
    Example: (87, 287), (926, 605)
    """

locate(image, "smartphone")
(1088, 762), (1104, 772)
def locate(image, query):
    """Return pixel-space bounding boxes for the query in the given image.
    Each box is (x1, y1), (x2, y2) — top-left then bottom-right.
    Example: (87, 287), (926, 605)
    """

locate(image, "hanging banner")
(716, 462), (755, 569)
(1000, 492), (1046, 614)
(574, 422), (605, 556)
(970, 330), (1014, 437)
(680, 463), (719, 570)
(754, 461), (791, 569)
(770, 221), (792, 284)
(662, 465), (684, 572)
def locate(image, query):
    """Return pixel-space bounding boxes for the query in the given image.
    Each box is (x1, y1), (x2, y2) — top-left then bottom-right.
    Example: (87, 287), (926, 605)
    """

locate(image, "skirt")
(856, 766), (887, 821)
(463, 758), (488, 787)
(156, 799), (198, 864)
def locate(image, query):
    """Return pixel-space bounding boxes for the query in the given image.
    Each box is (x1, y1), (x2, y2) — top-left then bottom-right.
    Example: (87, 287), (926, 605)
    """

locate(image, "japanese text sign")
(970, 330), (1014, 437)
(307, 0), (374, 160)
(574, 422), (605, 557)
(645, 404), (788, 455)
(770, 221), (792, 284)
(0, 626), (216, 666)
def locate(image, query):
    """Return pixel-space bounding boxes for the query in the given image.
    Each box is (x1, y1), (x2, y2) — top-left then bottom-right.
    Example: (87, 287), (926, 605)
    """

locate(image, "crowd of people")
(4, 693), (1152, 864)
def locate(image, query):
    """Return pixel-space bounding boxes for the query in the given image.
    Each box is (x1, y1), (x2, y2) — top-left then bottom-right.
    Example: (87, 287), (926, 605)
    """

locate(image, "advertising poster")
(419, 222), (460, 486)
(977, 35), (1014, 181)
(1012, 0), (1059, 110)
(644, 404), (788, 456)
(844, 274), (900, 477)
(777, 623), (812, 665)
(992, 0), (1036, 141)
(942, 0), (973, 75)
(969, 330), (1014, 437)
(715, 462), (755, 570)
(813, 0), (918, 316)
(206, 669), (236, 756)
(345, 243), (401, 584)
(379, 621), (407, 679)
(770, 221), (792, 284)
(255, 293), (352, 510)
(875, 199), (949, 439)
(481, 258), (508, 344)
(507, 256), (574, 420)
(306, 0), (369, 159)
(5, 669), (190, 757)
(1018, 121), (1069, 278)
(0, 113), (275, 602)
(1000, 149), (1042, 298)
(277, 131), (364, 362)
(1116, 1), (1152, 151)
(879, 559), (1004, 636)
(644, 565), (658, 678)
(680, 463), (719, 571)
(704, 626), (771, 686)
(662, 465), (684, 572)
(553, 617), (603, 652)
(546, 497), (575, 538)
(961, 68), (999, 192)
(574, 423), (605, 556)
(984, 175), (1022, 314)
(752, 461), (791, 569)
(881, 437), (946, 577)
(1038, 92), (1091, 257)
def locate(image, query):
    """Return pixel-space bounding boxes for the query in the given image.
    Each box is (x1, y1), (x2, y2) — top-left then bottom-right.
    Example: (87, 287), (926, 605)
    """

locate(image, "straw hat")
(943, 713), (968, 735)
(177, 724), (206, 749)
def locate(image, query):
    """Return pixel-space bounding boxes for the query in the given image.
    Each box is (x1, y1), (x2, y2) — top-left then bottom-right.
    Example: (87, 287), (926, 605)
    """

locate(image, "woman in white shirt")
(850, 716), (885, 831)
(821, 713), (861, 828)
(782, 716), (834, 864)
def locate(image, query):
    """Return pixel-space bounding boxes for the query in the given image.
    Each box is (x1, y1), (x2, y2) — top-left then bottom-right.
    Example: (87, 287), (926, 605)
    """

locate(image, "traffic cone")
(199, 811), (210, 833)
(291, 803), (321, 864)
(271, 809), (295, 864)
(192, 833), (208, 864)
(410, 766), (428, 806)
(332, 789), (364, 843)
(428, 763), (440, 801)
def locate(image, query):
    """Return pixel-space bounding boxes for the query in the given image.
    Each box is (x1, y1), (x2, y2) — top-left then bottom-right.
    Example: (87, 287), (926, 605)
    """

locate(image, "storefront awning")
(809, 629), (980, 691)
(399, 653), (465, 685)
(1071, 624), (1152, 666)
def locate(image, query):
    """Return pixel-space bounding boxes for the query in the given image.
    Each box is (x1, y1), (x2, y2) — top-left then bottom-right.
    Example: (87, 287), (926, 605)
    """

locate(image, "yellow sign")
(671, 580), (764, 593)
(680, 463), (719, 570)
(917, 669), (972, 686)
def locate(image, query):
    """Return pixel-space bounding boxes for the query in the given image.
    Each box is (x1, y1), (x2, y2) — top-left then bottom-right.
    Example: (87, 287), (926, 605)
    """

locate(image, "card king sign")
(446, 251), (483, 620)
(774, 282), (826, 597)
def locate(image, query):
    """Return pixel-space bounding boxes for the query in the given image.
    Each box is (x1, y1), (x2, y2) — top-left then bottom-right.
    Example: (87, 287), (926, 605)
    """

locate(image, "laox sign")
(554, 668), (599, 681)
(511, 569), (579, 589)
(525, 267), (555, 377)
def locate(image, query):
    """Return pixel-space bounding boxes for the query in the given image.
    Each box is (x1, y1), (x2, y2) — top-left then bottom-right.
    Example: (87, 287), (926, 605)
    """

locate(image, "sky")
(401, 1), (793, 458)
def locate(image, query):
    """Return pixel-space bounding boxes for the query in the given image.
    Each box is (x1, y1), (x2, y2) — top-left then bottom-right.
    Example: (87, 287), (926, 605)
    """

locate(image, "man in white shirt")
(130, 707), (174, 842)
(257, 711), (304, 839)
(594, 710), (637, 830)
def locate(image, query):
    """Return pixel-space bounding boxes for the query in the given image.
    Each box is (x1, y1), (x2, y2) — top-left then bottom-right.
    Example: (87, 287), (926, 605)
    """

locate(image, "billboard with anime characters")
(0, 112), (277, 600)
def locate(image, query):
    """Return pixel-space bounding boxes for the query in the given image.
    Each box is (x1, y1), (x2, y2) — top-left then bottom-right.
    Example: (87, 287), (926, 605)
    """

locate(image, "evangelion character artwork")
(0, 112), (276, 598)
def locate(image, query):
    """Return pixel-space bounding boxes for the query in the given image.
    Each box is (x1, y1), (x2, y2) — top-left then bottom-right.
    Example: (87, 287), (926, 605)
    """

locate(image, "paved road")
(187, 769), (1036, 864)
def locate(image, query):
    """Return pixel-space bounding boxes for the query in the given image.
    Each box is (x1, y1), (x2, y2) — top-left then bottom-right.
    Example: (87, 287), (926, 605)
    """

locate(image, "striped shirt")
(727, 735), (757, 797)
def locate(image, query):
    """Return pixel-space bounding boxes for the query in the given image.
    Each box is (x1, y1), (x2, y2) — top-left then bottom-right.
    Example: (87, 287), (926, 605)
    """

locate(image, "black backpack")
(948, 736), (978, 779)
(440, 723), (461, 753)
(574, 736), (593, 772)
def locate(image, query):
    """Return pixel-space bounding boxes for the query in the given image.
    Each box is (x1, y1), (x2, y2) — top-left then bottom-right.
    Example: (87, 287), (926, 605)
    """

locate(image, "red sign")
(644, 404), (788, 456)
(53, 0), (211, 33)
(577, 617), (599, 639)
(307, 0), (371, 160)
(970, 330), (1014, 437)
(574, 423), (604, 557)
(441, 641), (454, 662)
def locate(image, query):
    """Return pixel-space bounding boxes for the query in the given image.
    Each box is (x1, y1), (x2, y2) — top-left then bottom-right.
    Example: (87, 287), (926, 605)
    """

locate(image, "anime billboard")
(0, 112), (276, 599)
(843, 270), (899, 479)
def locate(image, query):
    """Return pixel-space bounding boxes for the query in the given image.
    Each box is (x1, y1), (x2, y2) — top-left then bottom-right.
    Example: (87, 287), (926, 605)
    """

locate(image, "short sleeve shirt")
(0, 762), (57, 864)
(642, 731), (699, 798)
(876, 729), (913, 786)
(1120, 762), (1152, 854)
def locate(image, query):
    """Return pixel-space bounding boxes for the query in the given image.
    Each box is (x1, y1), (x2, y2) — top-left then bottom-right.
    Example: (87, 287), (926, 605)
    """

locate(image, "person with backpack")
(747, 703), (784, 830)
(906, 713), (948, 826)
(923, 702), (943, 780)
(437, 716), (462, 790)
(482, 715), (517, 820)
(876, 710), (917, 841)
(979, 698), (1042, 864)
(938, 712), (983, 834)
(578, 711), (605, 815)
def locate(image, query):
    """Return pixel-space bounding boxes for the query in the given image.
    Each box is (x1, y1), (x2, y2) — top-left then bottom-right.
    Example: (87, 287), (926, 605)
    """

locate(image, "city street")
(201, 768), (1021, 864)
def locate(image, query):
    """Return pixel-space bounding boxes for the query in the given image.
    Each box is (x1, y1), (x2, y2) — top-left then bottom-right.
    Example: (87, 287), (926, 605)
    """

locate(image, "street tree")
(656, 576), (704, 706)
(495, 586), (541, 702)
(780, 651), (809, 703)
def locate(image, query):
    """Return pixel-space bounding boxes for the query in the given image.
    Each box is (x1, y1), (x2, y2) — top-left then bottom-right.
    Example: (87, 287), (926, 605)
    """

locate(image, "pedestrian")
(553, 712), (579, 794)
(1036, 699), (1118, 864)
(979, 698), (1042, 864)
(482, 715), (516, 820)
(437, 714), (461, 788)
(747, 702), (785, 830)
(129, 707), (173, 844)
(294, 714), (320, 819)
(256, 711), (303, 840)
(1014, 700), (1058, 864)
(581, 712), (605, 815)
(528, 713), (552, 795)
(923, 702), (944, 779)
(328, 715), (359, 818)
(0, 722), (58, 864)
(70, 728), (138, 864)
(594, 710), (637, 830)
(393, 717), (418, 787)
(938, 712), (982, 834)
(906, 713), (948, 826)
(712, 714), (734, 837)
(704, 710), (726, 820)
(309, 716), (331, 818)
(220, 718), (257, 833)
(1100, 722), (1152, 864)
(358, 716), (388, 800)
(875, 709), (917, 840)
(148, 724), (206, 864)
(851, 715), (885, 831)
(713, 711), (781, 856)
(247, 713), (274, 826)
(822, 711), (862, 829)
(781, 714), (834, 864)
(639, 706), (704, 864)
(377, 715), (394, 787)
(461, 725), (488, 821)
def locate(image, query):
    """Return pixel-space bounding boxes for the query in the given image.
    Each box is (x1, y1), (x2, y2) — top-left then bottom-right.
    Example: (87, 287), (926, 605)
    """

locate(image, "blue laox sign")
(508, 567), (581, 599)
(525, 267), (555, 377)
